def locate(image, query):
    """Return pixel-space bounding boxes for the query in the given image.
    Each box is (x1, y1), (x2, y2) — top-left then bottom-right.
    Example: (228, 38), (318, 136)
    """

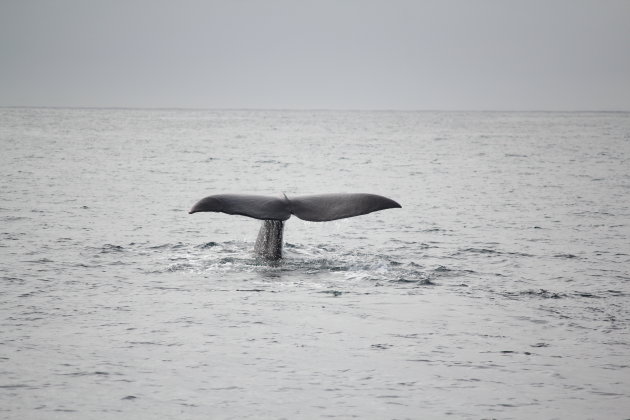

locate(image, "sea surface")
(1, 108), (629, 419)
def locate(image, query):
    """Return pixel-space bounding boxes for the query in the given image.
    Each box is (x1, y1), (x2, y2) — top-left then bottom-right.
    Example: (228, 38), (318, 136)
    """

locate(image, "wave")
(140, 240), (482, 288)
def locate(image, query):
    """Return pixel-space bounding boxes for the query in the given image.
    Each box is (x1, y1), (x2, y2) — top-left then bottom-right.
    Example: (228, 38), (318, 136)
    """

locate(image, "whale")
(189, 193), (401, 260)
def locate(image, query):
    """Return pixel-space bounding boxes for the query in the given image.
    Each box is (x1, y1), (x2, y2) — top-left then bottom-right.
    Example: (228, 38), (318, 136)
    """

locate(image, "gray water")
(1, 108), (629, 419)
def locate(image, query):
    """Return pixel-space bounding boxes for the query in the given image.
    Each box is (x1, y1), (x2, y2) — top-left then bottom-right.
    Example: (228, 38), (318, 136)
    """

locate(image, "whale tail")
(254, 220), (284, 260)
(189, 193), (401, 221)
(189, 193), (401, 259)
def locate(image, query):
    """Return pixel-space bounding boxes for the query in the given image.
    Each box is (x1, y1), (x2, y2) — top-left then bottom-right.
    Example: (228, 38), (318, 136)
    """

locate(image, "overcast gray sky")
(1, 0), (629, 110)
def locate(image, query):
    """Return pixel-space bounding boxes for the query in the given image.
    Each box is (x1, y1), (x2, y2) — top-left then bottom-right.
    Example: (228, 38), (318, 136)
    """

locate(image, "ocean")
(1, 108), (629, 419)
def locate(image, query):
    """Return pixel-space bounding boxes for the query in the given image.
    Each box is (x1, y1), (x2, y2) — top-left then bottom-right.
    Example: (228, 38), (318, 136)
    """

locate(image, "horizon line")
(1, 105), (629, 113)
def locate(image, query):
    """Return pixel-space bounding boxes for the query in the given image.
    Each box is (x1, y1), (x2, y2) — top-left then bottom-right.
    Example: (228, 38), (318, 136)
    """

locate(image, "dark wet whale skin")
(189, 193), (401, 259)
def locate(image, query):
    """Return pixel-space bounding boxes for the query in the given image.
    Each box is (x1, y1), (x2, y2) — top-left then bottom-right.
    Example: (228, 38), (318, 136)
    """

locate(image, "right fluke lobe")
(288, 193), (401, 222)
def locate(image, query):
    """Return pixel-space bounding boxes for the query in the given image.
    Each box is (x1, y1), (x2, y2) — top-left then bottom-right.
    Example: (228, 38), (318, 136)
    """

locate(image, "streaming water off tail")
(1, 108), (629, 419)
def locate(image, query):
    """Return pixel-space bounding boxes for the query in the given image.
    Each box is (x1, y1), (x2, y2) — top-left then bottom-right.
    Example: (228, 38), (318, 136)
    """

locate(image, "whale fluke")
(189, 194), (291, 220)
(189, 193), (401, 259)
(289, 193), (401, 222)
